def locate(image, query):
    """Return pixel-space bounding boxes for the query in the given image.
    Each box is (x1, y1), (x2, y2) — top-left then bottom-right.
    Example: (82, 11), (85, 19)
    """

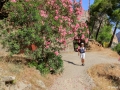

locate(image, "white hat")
(81, 43), (84, 44)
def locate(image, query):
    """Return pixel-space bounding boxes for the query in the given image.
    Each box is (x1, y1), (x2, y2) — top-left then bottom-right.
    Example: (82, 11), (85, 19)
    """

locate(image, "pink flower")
(81, 34), (85, 39)
(54, 51), (59, 56)
(63, 40), (66, 45)
(46, 41), (51, 45)
(77, 16), (81, 20)
(76, 48), (78, 51)
(85, 38), (88, 43)
(79, 1), (82, 4)
(55, 10), (59, 14)
(10, 0), (16, 2)
(68, 31), (72, 34)
(45, 45), (49, 49)
(40, 10), (48, 18)
(54, 16), (59, 20)
(25, 0), (29, 1)
(60, 20), (63, 23)
(61, 31), (67, 37)
(69, 7), (73, 13)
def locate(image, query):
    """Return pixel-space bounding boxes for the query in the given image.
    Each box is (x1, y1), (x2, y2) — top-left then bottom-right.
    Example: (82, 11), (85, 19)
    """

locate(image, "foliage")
(89, 0), (120, 47)
(28, 52), (63, 75)
(89, 0), (112, 40)
(0, 0), (89, 74)
(113, 43), (120, 55)
(97, 25), (112, 45)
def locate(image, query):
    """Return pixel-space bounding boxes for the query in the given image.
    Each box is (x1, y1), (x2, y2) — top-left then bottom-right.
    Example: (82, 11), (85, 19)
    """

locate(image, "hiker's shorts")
(80, 53), (85, 59)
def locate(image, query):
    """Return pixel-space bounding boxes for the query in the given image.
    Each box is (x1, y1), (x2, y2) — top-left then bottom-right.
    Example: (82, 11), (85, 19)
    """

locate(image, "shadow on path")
(63, 60), (80, 66)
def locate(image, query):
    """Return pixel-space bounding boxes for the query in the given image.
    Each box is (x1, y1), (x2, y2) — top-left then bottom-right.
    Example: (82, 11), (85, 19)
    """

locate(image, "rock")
(37, 80), (46, 89)
(0, 82), (5, 89)
(2, 76), (15, 82)
(0, 68), (3, 76)
(0, 88), (5, 90)
(14, 81), (31, 90)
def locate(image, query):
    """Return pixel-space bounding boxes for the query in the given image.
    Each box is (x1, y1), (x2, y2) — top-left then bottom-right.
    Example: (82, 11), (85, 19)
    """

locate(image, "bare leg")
(81, 59), (84, 65)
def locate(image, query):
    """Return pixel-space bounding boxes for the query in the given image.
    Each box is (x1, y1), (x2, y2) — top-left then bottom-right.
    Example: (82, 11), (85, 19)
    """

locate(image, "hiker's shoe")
(82, 64), (84, 66)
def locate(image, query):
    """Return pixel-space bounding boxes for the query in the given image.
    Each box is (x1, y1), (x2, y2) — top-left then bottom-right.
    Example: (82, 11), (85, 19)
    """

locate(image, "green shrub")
(28, 52), (63, 75)
(28, 61), (38, 68)
(113, 43), (120, 54)
(37, 62), (50, 75)
(97, 25), (112, 45)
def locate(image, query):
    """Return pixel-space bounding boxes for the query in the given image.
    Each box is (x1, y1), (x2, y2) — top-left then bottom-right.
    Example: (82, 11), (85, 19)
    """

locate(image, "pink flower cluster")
(58, 26), (67, 37)
(40, 10), (48, 18)
(10, 0), (29, 2)
(54, 51), (59, 56)
(10, 0), (16, 2)
(45, 41), (51, 49)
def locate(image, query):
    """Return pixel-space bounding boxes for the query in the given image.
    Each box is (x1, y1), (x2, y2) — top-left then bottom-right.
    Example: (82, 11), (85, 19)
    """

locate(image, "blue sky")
(76, 0), (94, 10)
(82, 0), (94, 10)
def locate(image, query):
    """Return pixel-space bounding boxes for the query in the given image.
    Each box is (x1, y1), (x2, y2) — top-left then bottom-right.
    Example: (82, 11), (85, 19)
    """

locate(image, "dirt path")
(49, 50), (119, 90)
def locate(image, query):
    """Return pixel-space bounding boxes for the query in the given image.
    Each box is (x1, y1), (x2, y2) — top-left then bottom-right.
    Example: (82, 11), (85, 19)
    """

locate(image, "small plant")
(113, 43), (120, 55)
(28, 61), (38, 68)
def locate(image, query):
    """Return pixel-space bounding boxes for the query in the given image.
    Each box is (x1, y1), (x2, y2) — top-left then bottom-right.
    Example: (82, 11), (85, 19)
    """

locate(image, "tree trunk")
(95, 19), (103, 40)
(89, 20), (95, 38)
(108, 21), (119, 47)
(0, 1), (6, 11)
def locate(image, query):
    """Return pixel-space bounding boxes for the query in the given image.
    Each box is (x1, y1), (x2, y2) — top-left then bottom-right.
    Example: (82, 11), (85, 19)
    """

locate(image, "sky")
(82, 0), (94, 10)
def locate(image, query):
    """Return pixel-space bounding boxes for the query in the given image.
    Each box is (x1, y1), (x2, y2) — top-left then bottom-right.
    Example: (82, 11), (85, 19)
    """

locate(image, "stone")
(14, 81), (31, 90)
(2, 76), (15, 82)
(36, 80), (46, 89)
(0, 88), (5, 90)
(0, 82), (5, 87)
(0, 68), (3, 76)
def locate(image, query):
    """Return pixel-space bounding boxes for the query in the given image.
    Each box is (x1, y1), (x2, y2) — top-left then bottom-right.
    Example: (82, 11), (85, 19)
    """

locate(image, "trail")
(0, 43), (119, 90)
(49, 50), (119, 90)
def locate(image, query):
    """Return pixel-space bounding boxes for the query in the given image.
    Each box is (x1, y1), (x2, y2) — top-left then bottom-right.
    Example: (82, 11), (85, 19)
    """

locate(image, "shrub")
(97, 25), (112, 45)
(0, 0), (88, 75)
(28, 52), (63, 75)
(113, 43), (120, 55)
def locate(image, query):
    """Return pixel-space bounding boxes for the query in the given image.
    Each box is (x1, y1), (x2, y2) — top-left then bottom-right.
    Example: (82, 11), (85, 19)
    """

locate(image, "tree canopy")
(89, 0), (120, 47)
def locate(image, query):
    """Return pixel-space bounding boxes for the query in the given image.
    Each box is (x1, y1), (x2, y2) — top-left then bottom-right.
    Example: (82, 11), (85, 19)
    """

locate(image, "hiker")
(78, 43), (86, 66)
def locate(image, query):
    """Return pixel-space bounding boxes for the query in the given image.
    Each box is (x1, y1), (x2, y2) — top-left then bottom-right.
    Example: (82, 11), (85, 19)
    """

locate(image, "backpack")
(79, 47), (85, 53)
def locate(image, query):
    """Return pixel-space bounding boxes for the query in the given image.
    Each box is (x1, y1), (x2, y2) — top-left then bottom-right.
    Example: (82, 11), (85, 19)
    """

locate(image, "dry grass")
(88, 40), (119, 58)
(88, 40), (104, 51)
(88, 63), (120, 90)
(101, 48), (119, 58)
(0, 56), (57, 90)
